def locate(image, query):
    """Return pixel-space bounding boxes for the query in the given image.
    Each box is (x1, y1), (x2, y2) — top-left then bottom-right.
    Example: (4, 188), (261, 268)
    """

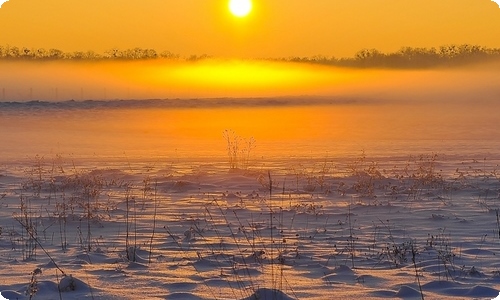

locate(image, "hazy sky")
(1, 0), (500, 58)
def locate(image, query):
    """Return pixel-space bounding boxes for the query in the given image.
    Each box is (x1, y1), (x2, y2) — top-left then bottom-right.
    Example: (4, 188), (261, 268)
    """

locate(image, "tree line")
(279, 44), (500, 68)
(1, 44), (500, 68)
(0, 46), (180, 61)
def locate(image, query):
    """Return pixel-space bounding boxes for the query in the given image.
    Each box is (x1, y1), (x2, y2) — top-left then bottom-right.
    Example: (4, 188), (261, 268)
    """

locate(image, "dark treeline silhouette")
(0, 45), (180, 61)
(280, 44), (500, 68)
(1, 44), (500, 68)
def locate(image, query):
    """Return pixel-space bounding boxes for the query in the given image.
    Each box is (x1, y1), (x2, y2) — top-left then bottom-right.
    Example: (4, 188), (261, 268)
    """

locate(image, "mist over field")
(1, 57), (500, 101)
(1, 57), (499, 161)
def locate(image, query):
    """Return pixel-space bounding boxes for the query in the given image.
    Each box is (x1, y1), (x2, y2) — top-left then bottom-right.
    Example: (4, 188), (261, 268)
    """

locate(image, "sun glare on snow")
(229, 0), (252, 17)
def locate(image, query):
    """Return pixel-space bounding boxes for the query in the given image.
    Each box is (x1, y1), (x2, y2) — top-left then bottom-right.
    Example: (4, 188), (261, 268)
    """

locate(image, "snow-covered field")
(1, 98), (500, 299)
(1, 152), (500, 299)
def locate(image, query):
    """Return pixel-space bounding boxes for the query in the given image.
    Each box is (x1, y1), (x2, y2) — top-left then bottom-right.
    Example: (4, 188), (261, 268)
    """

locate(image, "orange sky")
(1, 0), (500, 58)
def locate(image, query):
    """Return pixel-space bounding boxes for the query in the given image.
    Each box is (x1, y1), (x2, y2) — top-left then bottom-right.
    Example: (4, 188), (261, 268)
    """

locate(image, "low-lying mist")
(1, 59), (499, 102)
(1, 58), (499, 160)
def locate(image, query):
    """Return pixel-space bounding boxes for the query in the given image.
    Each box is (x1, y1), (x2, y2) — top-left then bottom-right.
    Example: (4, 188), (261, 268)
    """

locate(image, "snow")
(1, 151), (500, 299)
(1, 95), (500, 299)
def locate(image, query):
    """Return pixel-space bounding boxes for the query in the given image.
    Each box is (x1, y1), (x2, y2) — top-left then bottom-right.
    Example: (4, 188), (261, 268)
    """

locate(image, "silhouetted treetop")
(282, 44), (500, 68)
(0, 46), (180, 61)
(1, 44), (499, 68)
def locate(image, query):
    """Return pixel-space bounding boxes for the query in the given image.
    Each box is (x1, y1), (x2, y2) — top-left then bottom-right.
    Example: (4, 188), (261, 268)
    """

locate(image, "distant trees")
(280, 44), (500, 68)
(103, 48), (162, 60)
(1, 44), (499, 68)
(0, 45), (180, 61)
(0, 46), (67, 59)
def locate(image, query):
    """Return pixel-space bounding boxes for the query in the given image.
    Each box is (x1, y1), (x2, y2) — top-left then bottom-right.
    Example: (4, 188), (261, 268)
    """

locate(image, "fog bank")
(1, 59), (499, 102)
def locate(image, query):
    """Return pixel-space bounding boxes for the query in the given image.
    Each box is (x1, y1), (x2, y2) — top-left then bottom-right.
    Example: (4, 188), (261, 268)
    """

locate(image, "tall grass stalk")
(148, 179), (158, 264)
(210, 198), (255, 299)
(15, 218), (66, 276)
(496, 209), (500, 241)
(267, 170), (276, 294)
(125, 185), (132, 261)
(348, 200), (355, 269)
(411, 242), (424, 300)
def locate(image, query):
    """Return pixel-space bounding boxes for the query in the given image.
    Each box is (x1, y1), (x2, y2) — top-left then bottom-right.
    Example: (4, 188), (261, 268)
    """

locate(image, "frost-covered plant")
(26, 267), (42, 299)
(223, 129), (256, 170)
(426, 231), (456, 281)
(385, 240), (414, 268)
(348, 151), (383, 198)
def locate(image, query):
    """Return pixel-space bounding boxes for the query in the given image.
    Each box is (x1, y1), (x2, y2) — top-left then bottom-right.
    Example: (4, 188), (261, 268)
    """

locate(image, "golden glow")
(151, 59), (351, 97)
(173, 60), (301, 89)
(1, 1), (500, 58)
(229, 0), (252, 17)
(4, 59), (500, 101)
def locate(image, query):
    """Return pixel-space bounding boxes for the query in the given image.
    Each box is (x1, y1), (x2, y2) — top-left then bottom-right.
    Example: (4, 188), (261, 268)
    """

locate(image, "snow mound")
(165, 292), (203, 300)
(395, 285), (422, 298)
(0, 290), (27, 300)
(465, 285), (499, 297)
(58, 275), (90, 292)
(242, 288), (295, 300)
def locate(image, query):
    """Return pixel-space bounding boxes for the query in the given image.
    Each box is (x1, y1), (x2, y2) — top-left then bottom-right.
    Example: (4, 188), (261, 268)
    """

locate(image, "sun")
(229, 0), (252, 17)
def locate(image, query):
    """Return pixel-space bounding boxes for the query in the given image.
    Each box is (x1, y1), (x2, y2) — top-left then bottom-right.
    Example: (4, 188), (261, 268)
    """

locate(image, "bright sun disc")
(229, 0), (252, 17)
